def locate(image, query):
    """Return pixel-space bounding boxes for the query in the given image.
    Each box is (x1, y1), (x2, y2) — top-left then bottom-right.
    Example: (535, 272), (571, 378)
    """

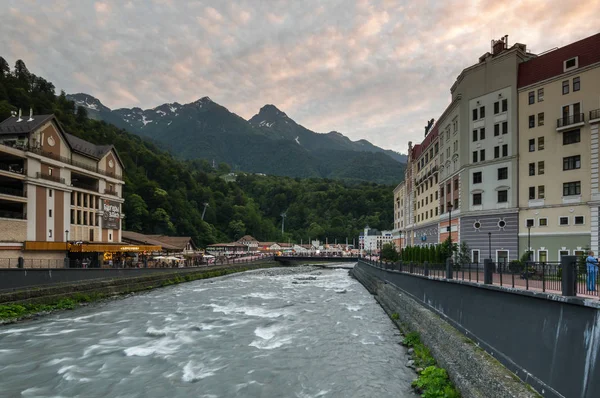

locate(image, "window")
(472, 129), (478, 142)
(494, 101), (499, 114)
(453, 140), (458, 152)
(480, 128), (485, 140)
(502, 144), (508, 157)
(575, 216), (584, 225)
(480, 149), (485, 162)
(562, 80), (569, 95)
(48, 168), (53, 176)
(538, 161), (545, 175)
(447, 183), (451, 193)
(71, 192), (75, 205)
(472, 151), (478, 163)
(538, 113), (544, 126)
(502, 122), (508, 134)
(529, 163), (535, 176)
(526, 219), (535, 227)
(77, 210), (81, 224)
(472, 108), (478, 121)
(563, 155), (581, 170)
(472, 249), (480, 263)
(83, 195), (88, 207)
(494, 146), (500, 158)
(49, 209), (52, 217)
(83, 212), (88, 225)
(473, 193), (482, 205)
(49, 189), (52, 198)
(473, 172), (482, 184)
(480, 106), (485, 118)
(538, 185), (545, 199)
(109, 233), (112, 240)
(528, 91), (534, 104)
(528, 186), (536, 199)
(497, 167), (508, 180)
(539, 218), (547, 226)
(559, 217), (569, 226)
(498, 190), (508, 203)
(564, 57), (577, 70)
(502, 99), (508, 112)
(494, 123), (500, 136)
(48, 229), (52, 238)
(563, 129), (580, 145)
(538, 137), (544, 150)
(573, 77), (580, 92)
(70, 209), (75, 224)
(537, 88), (544, 102)
(454, 198), (458, 209)
(529, 139), (535, 152)
(440, 204), (444, 214)
(454, 179), (458, 190)
(563, 181), (581, 196)
(529, 115), (535, 128)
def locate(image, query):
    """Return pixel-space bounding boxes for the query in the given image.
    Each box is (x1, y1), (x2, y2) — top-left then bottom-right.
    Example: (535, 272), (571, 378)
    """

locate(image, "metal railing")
(0, 186), (26, 197)
(590, 109), (600, 122)
(72, 181), (98, 192)
(362, 258), (599, 298)
(104, 188), (119, 196)
(557, 113), (585, 128)
(36, 171), (65, 184)
(0, 163), (24, 174)
(0, 142), (122, 179)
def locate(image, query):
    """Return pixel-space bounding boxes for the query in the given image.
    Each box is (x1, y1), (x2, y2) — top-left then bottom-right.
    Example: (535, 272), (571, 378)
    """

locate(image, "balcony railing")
(104, 188), (119, 196)
(0, 163), (24, 174)
(0, 142), (122, 179)
(72, 181), (98, 192)
(590, 109), (600, 122)
(0, 210), (26, 220)
(0, 186), (26, 197)
(36, 172), (65, 184)
(557, 113), (585, 129)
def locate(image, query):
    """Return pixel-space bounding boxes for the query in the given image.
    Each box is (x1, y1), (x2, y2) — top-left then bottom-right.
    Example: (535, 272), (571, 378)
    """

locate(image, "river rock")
(408, 348), (414, 355)
(406, 360), (415, 368)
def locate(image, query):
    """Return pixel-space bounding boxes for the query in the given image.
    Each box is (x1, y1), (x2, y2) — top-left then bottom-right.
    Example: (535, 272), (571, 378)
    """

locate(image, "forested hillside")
(0, 58), (393, 246)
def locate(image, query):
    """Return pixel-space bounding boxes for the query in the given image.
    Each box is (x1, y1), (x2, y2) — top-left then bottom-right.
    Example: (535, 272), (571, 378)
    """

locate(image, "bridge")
(274, 256), (358, 268)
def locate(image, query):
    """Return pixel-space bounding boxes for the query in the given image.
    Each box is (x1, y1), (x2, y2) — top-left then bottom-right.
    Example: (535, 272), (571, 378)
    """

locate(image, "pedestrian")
(586, 251), (598, 292)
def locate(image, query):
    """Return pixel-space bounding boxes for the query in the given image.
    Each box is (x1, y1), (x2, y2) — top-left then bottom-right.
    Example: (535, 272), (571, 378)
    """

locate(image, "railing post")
(561, 255), (577, 296)
(423, 261), (429, 277)
(445, 258), (453, 279)
(398, 261), (403, 273)
(409, 262), (414, 274)
(483, 259), (493, 284)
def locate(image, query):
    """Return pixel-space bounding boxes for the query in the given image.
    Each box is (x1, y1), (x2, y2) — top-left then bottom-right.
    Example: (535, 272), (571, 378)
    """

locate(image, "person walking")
(586, 251), (598, 292)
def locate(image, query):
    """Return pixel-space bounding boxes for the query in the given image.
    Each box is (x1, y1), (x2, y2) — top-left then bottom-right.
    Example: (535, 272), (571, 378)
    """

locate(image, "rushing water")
(0, 266), (416, 397)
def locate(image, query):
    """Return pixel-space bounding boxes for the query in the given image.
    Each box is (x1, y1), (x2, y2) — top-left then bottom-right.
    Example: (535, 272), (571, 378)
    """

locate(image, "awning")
(69, 243), (162, 253)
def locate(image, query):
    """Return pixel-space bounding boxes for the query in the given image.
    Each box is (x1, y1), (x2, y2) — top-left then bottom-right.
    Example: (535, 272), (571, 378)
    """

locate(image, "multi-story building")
(517, 33), (600, 261)
(359, 226), (393, 255)
(392, 182), (406, 248)
(0, 112), (158, 267)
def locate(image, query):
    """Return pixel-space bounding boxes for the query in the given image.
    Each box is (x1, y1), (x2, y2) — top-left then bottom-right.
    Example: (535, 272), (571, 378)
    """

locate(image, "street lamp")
(447, 202), (453, 259)
(488, 232), (492, 260)
(369, 242), (372, 258)
(64, 230), (70, 268)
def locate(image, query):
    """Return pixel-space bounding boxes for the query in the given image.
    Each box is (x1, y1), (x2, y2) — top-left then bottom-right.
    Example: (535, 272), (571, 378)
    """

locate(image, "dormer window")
(564, 57), (578, 72)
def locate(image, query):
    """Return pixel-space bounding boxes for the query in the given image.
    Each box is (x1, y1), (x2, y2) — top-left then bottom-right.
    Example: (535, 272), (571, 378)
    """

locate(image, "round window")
(108, 159), (114, 168)
(498, 220), (506, 228)
(474, 222), (481, 229)
(47, 136), (55, 147)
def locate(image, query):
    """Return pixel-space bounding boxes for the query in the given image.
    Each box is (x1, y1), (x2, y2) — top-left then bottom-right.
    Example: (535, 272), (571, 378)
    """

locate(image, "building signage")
(102, 199), (121, 229)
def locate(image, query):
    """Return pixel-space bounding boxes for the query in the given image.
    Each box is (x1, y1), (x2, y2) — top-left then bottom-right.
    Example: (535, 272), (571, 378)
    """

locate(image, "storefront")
(68, 243), (161, 268)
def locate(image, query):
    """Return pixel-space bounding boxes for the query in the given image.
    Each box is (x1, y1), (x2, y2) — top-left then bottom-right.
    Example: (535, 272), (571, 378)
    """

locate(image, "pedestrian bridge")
(274, 256), (358, 268)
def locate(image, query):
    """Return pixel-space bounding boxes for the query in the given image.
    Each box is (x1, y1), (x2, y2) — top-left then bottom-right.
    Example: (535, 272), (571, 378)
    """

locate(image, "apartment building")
(517, 33), (600, 262)
(0, 112), (158, 266)
(392, 182), (406, 248)
(359, 226), (393, 254)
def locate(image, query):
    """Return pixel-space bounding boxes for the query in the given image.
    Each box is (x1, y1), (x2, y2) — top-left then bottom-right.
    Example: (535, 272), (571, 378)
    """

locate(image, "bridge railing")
(360, 256), (597, 298)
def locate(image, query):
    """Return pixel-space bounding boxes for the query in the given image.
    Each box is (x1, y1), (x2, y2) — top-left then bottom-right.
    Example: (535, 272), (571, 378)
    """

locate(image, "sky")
(1, 0), (599, 153)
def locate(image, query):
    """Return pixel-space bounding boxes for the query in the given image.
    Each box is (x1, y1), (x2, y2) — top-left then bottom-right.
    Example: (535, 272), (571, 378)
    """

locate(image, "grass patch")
(403, 331), (460, 398)
(391, 312), (400, 320)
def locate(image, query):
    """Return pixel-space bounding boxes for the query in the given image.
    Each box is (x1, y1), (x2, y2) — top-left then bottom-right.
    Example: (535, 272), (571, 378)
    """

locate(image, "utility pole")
(280, 212), (286, 235)
(201, 202), (209, 220)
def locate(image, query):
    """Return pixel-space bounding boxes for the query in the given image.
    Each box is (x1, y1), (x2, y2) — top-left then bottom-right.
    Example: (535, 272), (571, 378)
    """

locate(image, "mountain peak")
(258, 104), (288, 119)
(67, 93), (111, 112)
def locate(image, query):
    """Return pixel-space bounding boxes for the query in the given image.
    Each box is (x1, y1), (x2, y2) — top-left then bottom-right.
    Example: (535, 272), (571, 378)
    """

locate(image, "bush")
(412, 366), (461, 398)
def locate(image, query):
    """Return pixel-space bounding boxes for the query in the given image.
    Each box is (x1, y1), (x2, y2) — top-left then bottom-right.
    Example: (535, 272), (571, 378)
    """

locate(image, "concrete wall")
(355, 260), (600, 398)
(0, 219), (27, 241)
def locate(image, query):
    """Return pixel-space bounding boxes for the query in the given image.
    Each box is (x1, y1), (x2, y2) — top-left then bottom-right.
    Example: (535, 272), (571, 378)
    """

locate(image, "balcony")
(590, 109), (600, 124)
(36, 171), (65, 184)
(0, 186), (26, 198)
(72, 180), (99, 192)
(556, 113), (585, 131)
(104, 188), (119, 197)
(0, 210), (26, 220)
(0, 163), (24, 175)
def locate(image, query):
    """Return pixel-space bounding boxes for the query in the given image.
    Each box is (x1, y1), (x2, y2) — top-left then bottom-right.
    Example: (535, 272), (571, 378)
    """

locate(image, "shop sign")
(102, 199), (121, 229)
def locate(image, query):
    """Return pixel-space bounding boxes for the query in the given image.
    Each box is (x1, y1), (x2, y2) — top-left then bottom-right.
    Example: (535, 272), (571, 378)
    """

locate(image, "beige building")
(392, 182), (406, 248)
(0, 112), (154, 267)
(517, 33), (600, 261)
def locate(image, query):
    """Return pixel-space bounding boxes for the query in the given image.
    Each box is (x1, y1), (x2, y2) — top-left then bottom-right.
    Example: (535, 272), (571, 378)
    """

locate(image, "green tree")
(123, 194), (149, 232)
(151, 208), (175, 235)
(76, 105), (88, 124)
(457, 241), (471, 267)
(228, 220), (246, 240)
(381, 243), (399, 262)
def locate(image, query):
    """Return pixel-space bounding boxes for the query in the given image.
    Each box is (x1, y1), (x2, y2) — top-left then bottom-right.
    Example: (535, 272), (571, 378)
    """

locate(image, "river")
(0, 266), (417, 397)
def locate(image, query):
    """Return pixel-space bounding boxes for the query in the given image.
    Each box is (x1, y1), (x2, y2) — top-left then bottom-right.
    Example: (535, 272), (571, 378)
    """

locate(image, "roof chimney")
(491, 35), (508, 56)
(27, 108), (33, 122)
(16, 109), (22, 123)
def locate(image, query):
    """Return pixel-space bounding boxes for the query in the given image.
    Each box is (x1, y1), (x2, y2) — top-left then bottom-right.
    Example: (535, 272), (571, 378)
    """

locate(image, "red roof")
(518, 32), (600, 88)
(411, 124), (439, 160)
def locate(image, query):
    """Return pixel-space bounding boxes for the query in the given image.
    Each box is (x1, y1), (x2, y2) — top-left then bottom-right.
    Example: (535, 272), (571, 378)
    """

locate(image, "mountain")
(67, 93), (406, 184)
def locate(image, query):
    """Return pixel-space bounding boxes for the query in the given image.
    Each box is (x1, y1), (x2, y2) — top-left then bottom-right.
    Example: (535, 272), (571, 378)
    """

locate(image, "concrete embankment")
(351, 262), (540, 398)
(0, 261), (279, 308)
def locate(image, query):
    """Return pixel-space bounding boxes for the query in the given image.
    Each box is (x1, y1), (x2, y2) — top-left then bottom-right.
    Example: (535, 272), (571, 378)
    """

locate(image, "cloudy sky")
(1, 0), (599, 153)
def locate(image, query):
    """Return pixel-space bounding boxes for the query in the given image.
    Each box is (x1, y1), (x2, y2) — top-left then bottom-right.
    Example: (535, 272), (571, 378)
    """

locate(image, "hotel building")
(0, 113), (158, 266)
(395, 33), (600, 263)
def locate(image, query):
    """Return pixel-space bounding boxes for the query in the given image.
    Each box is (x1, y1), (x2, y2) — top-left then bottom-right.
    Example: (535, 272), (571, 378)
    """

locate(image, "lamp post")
(369, 242), (372, 258)
(488, 232), (492, 260)
(447, 202), (453, 260)
(64, 230), (70, 268)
